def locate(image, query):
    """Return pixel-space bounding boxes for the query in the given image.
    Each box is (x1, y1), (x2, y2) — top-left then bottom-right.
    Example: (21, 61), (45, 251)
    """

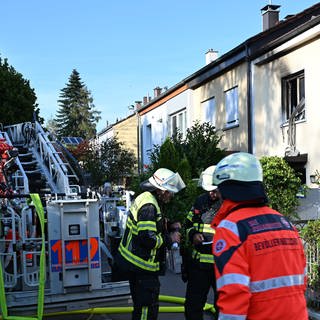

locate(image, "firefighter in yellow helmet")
(115, 168), (185, 320)
(182, 165), (221, 320)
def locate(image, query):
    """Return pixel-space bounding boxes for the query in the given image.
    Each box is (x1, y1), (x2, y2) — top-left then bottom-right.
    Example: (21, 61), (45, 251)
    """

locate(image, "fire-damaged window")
(282, 70), (305, 123)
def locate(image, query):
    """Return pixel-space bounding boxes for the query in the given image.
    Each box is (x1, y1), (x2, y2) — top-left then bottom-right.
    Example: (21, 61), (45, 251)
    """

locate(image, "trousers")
(129, 272), (160, 320)
(184, 260), (218, 320)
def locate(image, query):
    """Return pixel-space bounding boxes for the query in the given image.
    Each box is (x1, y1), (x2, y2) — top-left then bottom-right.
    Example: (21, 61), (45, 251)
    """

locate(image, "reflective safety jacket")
(212, 200), (308, 320)
(185, 193), (220, 268)
(118, 191), (165, 273)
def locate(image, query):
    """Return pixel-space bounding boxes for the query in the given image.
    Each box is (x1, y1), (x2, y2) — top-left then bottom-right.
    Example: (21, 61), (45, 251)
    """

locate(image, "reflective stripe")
(141, 306), (148, 320)
(250, 274), (305, 293)
(203, 224), (215, 234)
(130, 191), (161, 220)
(192, 249), (200, 260)
(119, 191), (162, 272)
(217, 272), (304, 293)
(218, 220), (239, 237)
(137, 221), (157, 231)
(192, 249), (214, 264)
(127, 218), (138, 235)
(187, 211), (193, 221)
(199, 253), (214, 264)
(119, 243), (159, 272)
(193, 222), (201, 231)
(219, 312), (246, 320)
(155, 234), (163, 248)
(217, 273), (250, 290)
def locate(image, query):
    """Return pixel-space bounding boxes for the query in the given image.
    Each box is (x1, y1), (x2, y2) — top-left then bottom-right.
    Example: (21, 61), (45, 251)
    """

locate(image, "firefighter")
(211, 152), (308, 320)
(182, 165), (221, 320)
(115, 168), (185, 320)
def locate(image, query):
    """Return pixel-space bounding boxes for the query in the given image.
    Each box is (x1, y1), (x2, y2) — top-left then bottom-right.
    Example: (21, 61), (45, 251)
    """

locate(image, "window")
(146, 124), (152, 152)
(282, 71), (305, 123)
(225, 86), (239, 128)
(201, 97), (216, 126)
(169, 109), (187, 138)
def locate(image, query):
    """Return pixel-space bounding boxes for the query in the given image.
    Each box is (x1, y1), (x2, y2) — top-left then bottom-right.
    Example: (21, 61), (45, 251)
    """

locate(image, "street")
(43, 270), (216, 320)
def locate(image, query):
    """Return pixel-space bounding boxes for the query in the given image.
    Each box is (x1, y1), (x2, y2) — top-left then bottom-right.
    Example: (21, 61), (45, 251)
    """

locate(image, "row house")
(135, 2), (320, 220)
(97, 112), (138, 162)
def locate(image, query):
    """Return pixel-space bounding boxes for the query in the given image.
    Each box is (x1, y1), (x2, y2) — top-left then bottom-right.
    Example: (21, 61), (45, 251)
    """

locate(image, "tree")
(55, 69), (101, 139)
(260, 156), (302, 219)
(133, 121), (226, 222)
(0, 57), (42, 125)
(148, 121), (225, 179)
(73, 137), (136, 187)
(182, 121), (225, 177)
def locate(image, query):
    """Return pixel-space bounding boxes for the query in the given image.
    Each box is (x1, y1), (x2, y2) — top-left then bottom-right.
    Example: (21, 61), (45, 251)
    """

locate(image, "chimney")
(261, 4), (281, 31)
(135, 101), (142, 109)
(205, 49), (218, 65)
(153, 86), (162, 98)
(143, 96), (148, 105)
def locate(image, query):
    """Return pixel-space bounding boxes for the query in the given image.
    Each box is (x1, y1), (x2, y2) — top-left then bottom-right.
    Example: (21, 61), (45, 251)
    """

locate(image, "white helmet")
(213, 152), (263, 185)
(148, 168), (186, 193)
(212, 152), (266, 202)
(198, 166), (218, 191)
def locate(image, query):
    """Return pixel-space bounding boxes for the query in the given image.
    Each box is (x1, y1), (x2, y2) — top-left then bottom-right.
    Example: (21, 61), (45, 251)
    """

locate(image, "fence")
(305, 242), (320, 310)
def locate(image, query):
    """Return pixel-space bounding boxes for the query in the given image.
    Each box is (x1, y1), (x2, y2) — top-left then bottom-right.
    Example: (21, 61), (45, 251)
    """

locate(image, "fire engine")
(0, 121), (131, 317)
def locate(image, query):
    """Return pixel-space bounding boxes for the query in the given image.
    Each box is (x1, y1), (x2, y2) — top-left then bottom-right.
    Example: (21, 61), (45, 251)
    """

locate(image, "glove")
(181, 263), (188, 283)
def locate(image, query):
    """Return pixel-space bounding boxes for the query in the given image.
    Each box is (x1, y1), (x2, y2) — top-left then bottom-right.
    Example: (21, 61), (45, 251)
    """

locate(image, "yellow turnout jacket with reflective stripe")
(119, 191), (164, 272)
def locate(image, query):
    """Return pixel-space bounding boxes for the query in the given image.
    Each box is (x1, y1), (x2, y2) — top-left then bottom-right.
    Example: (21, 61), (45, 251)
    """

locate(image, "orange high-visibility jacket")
(212, 200), (307, 320)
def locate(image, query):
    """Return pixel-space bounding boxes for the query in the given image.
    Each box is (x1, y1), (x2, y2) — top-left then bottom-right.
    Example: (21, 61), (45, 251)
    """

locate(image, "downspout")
(136, 111), (142, 175)
(246, 43), (253, 154)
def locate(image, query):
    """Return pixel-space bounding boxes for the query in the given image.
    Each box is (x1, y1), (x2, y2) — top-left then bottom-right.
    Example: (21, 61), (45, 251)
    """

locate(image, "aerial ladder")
(0, 121), (130, 317)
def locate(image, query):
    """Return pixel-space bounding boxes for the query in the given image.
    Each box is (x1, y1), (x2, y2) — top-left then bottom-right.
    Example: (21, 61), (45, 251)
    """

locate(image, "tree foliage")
(301, 220), (320, 245)
(260, 156), (302, 219)
(0, 57), (42, 125)
(72, 137), (136, 187)
(131, 121), (225, 222)
(54, 69), (101, 139)
(182, 121), (225, 177)
(148, 121), (225, 179)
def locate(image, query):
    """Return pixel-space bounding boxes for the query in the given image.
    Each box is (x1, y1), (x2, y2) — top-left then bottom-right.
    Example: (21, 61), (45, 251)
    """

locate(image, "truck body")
(0, 121), (130, 316)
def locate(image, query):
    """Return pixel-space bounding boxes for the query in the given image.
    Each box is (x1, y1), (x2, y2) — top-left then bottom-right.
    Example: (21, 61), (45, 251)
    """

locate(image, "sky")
(1, 0), (318, 132)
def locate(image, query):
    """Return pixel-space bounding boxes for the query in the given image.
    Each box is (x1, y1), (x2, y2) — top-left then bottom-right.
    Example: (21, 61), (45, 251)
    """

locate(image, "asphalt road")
(43, 270), (216, 320)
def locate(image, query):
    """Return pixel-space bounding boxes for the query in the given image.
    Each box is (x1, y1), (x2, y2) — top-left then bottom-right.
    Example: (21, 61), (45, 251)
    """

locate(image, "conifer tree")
(55, 69), (101, 139)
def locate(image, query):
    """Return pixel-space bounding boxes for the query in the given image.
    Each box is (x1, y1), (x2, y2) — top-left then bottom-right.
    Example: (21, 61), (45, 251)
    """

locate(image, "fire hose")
(0, 194), (215, 319)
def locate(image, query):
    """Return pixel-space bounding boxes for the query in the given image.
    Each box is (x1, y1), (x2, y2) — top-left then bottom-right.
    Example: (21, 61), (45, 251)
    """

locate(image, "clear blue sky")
(1, 0), (318, 132)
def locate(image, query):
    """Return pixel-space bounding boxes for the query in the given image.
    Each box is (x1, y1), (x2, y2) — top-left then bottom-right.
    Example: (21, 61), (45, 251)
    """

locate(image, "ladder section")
(4, 122), (79, 195)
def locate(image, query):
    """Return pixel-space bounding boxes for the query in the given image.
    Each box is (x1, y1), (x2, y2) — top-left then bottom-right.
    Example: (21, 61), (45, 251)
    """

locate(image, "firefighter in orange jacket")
(211, 152), (308, 320)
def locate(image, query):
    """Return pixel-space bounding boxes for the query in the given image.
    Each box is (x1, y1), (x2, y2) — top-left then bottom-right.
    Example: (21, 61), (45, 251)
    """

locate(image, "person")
(115, 168), (185, 320)
(103, 181), (112, 196)
(182, 165), (221, 320)
(211, 152), (308, 320)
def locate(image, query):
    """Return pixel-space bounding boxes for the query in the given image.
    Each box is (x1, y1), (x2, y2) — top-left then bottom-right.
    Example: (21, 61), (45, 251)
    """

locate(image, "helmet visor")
(149, 172), (186, 193)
